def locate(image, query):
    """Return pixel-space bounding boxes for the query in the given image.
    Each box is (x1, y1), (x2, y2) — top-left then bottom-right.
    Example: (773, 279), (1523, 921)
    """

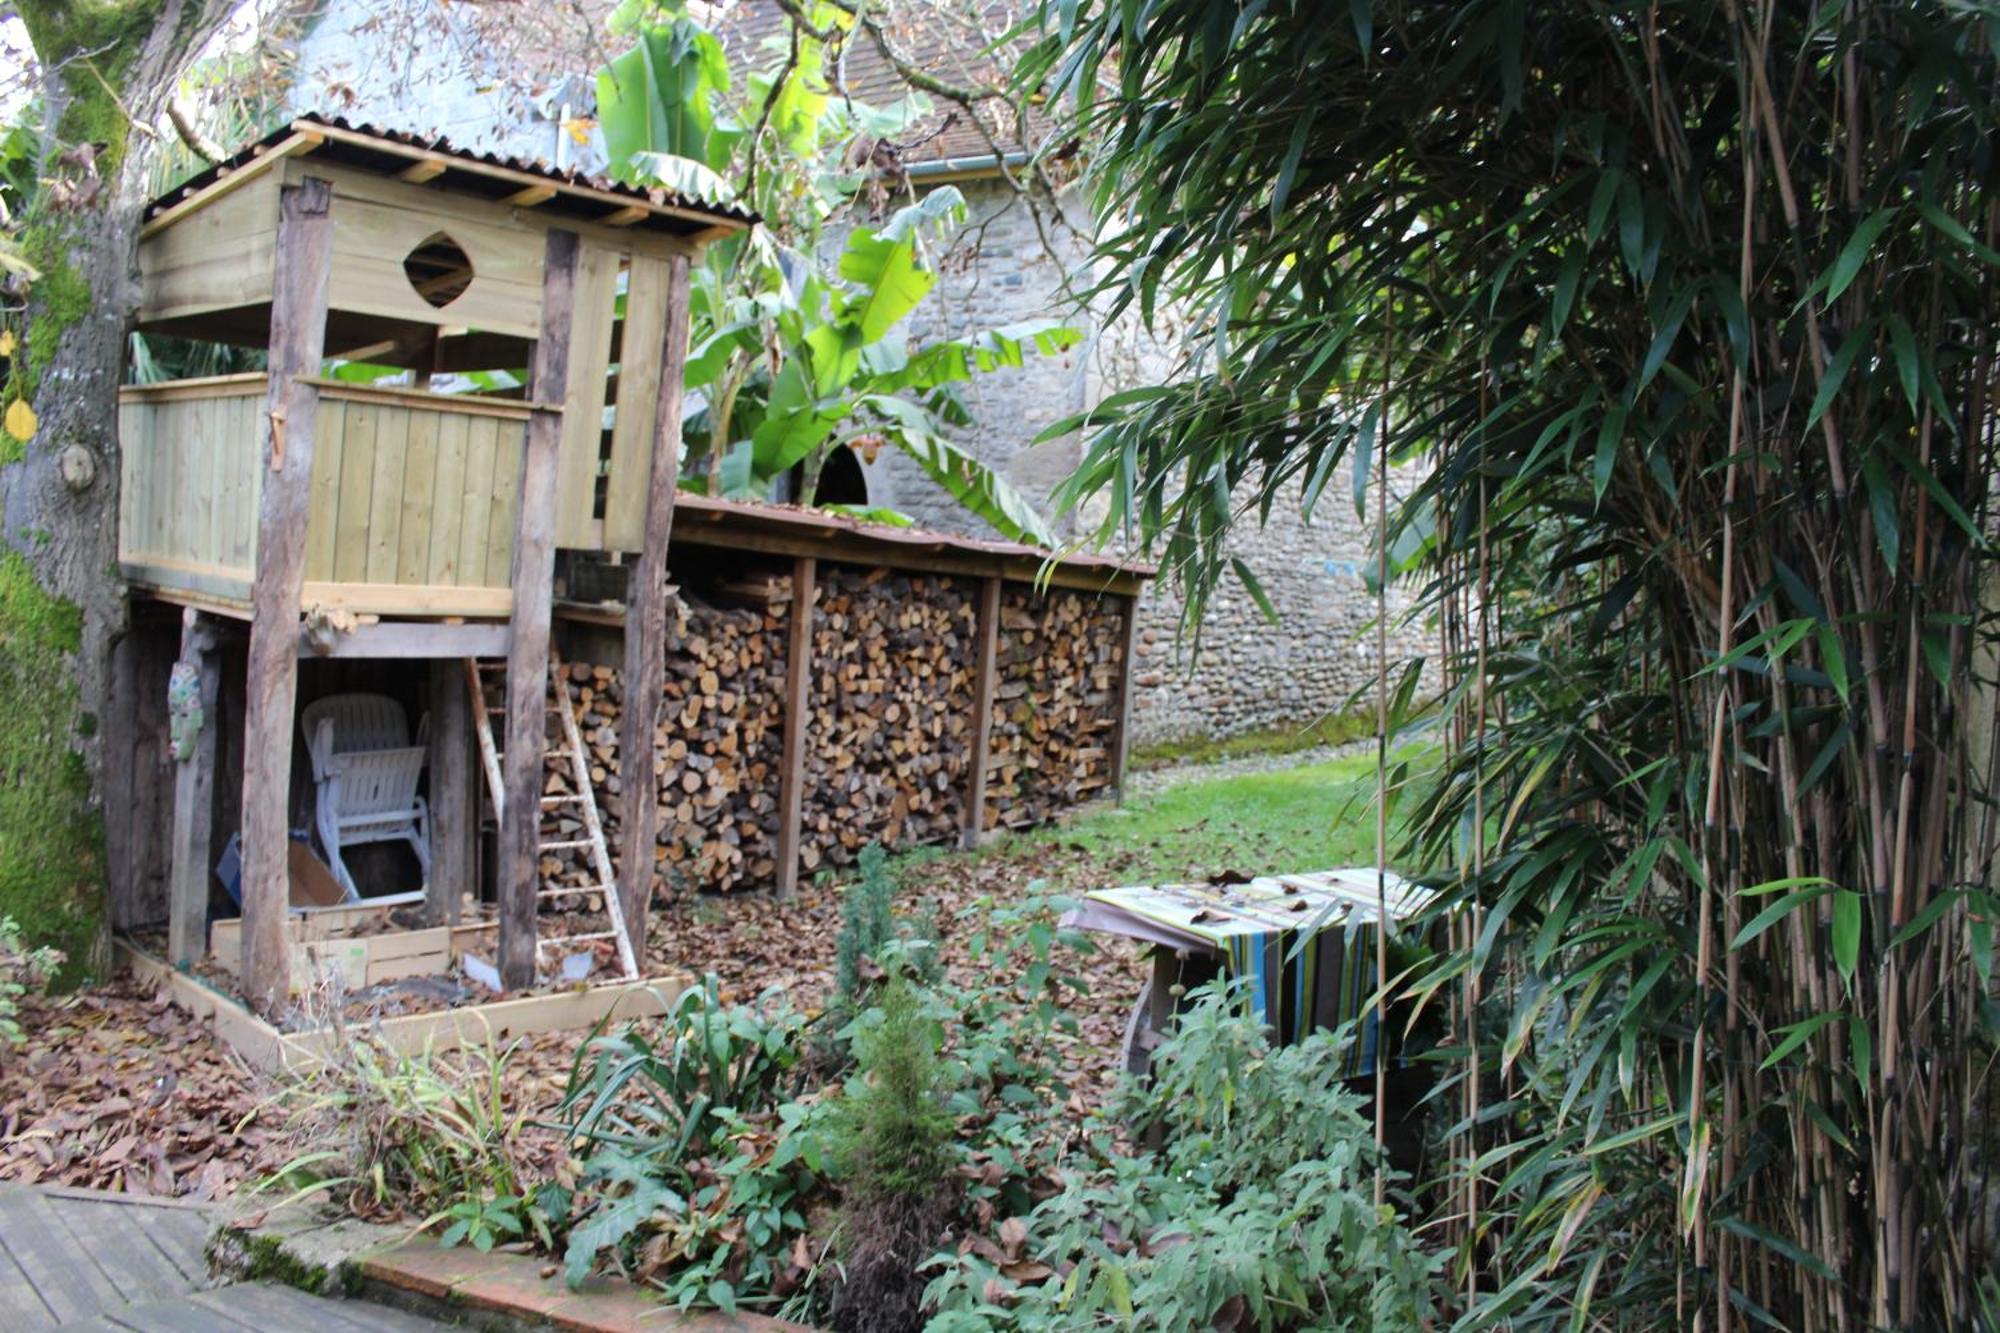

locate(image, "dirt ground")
(0, 833), (1153, 1202)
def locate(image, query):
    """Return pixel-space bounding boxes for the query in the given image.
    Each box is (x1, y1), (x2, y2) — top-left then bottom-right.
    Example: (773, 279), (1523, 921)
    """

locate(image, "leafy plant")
(926, 981), (1443, 1330)
(259, 1028), (532, 1226)
(435, 1193), (525, 1253)
(553, 977), (822, 1298)
(1023, 0), (2000, 1325)
(834, 842), (939, 1007)
(595, 9), (1077, 542)
(0, 914), (57, 1047)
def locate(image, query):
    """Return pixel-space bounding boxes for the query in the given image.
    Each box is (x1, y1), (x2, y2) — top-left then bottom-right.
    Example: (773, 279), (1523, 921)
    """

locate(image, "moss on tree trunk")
(1, 0), (231, 982)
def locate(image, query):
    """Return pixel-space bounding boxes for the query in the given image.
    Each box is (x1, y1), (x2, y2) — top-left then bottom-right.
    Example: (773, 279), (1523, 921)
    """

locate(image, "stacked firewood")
(541, 585), (789, 896)
(984, 586), (1127, 830)
(799, 566), (976, 870)
(531, 568), (1123, 896)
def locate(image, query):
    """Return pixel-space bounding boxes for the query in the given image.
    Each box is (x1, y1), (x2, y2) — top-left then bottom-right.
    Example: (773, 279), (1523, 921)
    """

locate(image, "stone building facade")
(280, 0), (1429, 749)
(860, 176), (1429, 747)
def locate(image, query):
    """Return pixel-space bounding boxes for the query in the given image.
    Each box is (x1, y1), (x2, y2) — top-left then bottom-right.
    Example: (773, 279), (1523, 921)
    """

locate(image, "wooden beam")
(1109, 593), (1141, 804)
(616, 253), (693, 940)
(504, 184), (557, 207)
(299, 620), (510, 659)
(239, 176), (335, 1016)
(427, 659), (472, 927)
(499, 229), (581, 989)
(168, 610), (223, 966)
(774, 557), (816, 898)
(138, 132), (318, 240)
(602, 204), (648, 227)
(960, 576), (1002, 850)
(397, 160), (447, 184)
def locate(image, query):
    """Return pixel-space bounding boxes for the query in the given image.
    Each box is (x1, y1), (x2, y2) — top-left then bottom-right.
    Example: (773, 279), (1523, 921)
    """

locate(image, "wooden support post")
(427, 658), (472, 927)
(167, 611), (222, 966)
(240, 176), (335, 1014)
(106, 616), (177, 932)
(960, 576), (1002, 849)
(499, 229), (581, 989)
(616, 253), (693, 942)
(1109, 592), (1141, 804)
(774, 556), (816, 898)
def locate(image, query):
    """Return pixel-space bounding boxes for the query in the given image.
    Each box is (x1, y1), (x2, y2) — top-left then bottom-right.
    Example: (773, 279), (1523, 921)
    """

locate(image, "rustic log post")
(426, 657), (472, 927)
(616, 252), (693, 943)
(240, 176), (335, 1014)
(774, 556), (816, 898)
(960, 576), (1002, 849)
(167, 609), (222, 967)
(499, 229), (581, 989)
(1109, 592), (1141, 804)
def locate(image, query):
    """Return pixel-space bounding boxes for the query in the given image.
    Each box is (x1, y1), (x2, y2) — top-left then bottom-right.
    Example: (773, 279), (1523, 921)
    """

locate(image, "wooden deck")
(0, 1186), (449, 1330)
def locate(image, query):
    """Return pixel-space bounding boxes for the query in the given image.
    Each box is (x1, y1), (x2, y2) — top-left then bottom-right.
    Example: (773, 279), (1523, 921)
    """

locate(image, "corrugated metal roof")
(670, 492), (1154, 583)
(145, 112), (758, 234)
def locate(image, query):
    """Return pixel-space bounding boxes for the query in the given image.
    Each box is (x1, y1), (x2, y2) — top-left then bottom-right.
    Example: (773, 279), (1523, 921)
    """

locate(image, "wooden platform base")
(116, 938), (685, 1071)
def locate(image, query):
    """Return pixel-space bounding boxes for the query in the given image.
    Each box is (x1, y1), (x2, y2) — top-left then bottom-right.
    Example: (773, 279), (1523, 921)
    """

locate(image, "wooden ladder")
(466, 650), (638, 982)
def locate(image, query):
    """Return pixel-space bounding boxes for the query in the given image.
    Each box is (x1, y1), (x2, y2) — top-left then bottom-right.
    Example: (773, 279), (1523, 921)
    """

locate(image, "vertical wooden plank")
(457, 415), (497, 586)
(616, 253), (690, 941)
(427, 657), (472, 927)
(395, 408), (440, 583)
(1108, 593), (1140, 804)
(426, 411), (469, 583)
(168, 610), (222, 967)
(774, 556), (817, 899)
(499, 229), (581, 989)
(602, 253), (670, 553)
(332, 403), (376, 582)
(365, 405), (410, 583)
(104, 618), (175, 931)
(554, 241), (620, 550)
(483, 422), (522, 586)
(235, 394), (262, 570)
(960, 575), (1002, 849)
(241, 176), (335, 1015)
(191, 397), (218, 566)
(303, 398), (344, 580)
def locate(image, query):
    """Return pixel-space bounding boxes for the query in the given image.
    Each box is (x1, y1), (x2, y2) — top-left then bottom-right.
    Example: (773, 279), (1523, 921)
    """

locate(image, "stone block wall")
(863, 178), (1431, 748)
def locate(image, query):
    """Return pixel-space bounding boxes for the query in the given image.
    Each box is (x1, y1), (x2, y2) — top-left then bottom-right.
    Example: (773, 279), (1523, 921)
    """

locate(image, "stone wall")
(862, 177), (1431, 748)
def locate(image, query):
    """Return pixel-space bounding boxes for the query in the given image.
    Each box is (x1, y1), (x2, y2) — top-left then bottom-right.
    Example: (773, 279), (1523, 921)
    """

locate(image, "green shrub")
(924, 981), (1445, 1330)
(826, 977), (961, 1333)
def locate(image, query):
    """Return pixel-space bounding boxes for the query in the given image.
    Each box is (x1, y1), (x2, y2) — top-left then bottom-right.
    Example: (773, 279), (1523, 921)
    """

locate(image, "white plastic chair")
(300, 693), (431, 901)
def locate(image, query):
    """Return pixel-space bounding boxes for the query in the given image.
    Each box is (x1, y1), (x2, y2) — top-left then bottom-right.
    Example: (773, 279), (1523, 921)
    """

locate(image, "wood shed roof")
(667, 494), (1153, 595)
(144, 113), (757, 242)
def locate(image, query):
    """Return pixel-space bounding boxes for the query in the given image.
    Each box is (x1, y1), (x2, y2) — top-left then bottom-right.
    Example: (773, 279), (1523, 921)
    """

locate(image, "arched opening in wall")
(403, 232), (474, 309)
(815, 445), (869, 506)
(782, 446), (870, 507)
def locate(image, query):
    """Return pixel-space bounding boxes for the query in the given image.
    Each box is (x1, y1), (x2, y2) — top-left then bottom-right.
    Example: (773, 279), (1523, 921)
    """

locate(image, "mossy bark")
(3, 0), (233, 982)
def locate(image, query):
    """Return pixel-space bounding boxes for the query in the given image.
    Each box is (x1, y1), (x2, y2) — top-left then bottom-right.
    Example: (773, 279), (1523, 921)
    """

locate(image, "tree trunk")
(3, 0), (234, 980)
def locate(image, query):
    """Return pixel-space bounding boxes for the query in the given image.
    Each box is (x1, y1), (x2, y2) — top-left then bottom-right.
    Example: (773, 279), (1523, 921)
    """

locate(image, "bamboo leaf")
(1230, 558), (1280, 625)
(1760, 1012), (1846, 1071)
(1805, 320), (1872, 435)
(1886, 313), (1921, 415)
(1716, 1215), (1838, 1282)
(1592, 404), (1627, 505)
(1832, 890), (1861, 979)
(1825, 206), (1896, 303)
(1732, 885), (1835, 950)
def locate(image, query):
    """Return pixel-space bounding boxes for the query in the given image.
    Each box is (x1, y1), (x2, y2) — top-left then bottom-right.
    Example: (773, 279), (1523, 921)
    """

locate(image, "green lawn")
(1012, 750), (1430, 884)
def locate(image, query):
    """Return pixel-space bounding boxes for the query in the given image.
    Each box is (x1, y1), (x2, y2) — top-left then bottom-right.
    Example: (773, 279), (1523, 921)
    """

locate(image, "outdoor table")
(1061, 868), (1434, 1080)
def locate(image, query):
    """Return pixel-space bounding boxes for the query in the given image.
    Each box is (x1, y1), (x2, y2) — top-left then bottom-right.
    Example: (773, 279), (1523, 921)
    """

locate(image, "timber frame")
(108, 119), (1152, 1031)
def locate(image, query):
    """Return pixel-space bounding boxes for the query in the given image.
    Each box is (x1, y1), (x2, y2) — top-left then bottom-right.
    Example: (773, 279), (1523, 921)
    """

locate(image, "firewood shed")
(100, 115), (1154, 1025)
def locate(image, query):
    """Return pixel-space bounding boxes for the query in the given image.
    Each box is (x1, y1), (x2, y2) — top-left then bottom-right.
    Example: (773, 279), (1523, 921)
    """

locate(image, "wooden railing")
(119, 374), (535, 617)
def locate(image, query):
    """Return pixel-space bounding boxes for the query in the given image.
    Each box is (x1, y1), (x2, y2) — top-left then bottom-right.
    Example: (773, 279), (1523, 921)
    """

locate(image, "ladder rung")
(541, 794), (584, 806)
(540, 838), (593, 851)
(537, 884), (610, 899)
(541, 931), (617, 948)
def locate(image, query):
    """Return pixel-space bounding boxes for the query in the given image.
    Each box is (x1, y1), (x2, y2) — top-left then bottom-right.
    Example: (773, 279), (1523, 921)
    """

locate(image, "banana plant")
(594, 9), (1075, 544)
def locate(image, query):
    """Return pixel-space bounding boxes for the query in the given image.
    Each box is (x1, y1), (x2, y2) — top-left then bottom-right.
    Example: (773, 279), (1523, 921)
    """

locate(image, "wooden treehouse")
(104, 117), (1151, 1044)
